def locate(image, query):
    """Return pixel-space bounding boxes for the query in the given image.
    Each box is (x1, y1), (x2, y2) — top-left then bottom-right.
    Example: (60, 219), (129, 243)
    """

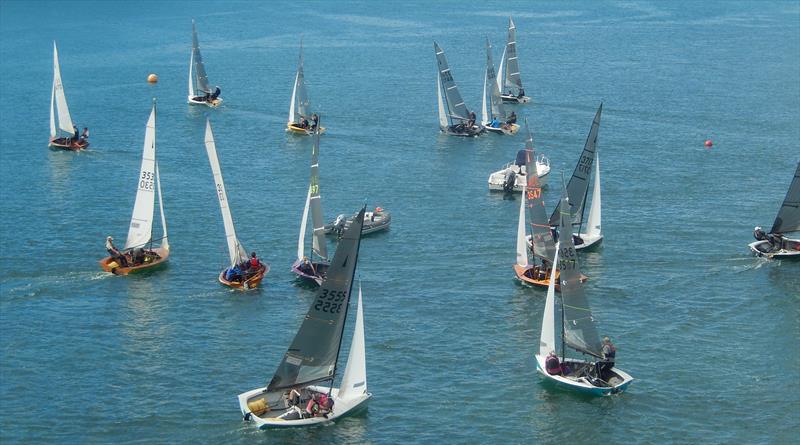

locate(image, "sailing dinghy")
(497, 18), (530, 104)
(534, 179), (633, 396)
(435, 41), (484, 137)
(287, 39), (325, 135)
(291, 123), (329, 285)
(99, 102), (169, 275)
(238, 208), (371, 429)
(481, 37), (519, 135)
(749, 161), (800, 259)
(187, 20), (222, 108)
(544, 103), (603, 251)
(204, 119), (269, 289)
(49, 42), (88, 151)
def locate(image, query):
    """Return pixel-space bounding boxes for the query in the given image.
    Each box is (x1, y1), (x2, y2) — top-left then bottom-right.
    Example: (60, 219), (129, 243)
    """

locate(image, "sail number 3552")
(314, 289), (347, 313)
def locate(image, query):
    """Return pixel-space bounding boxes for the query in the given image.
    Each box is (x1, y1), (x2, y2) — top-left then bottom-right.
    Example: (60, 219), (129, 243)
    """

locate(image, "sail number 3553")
(314, 289), (347, 313)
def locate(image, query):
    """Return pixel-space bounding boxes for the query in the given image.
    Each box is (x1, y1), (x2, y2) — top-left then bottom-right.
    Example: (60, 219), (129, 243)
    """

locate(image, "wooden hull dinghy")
(99, 247), (169, 275)
(287, 122), (326, 135)
(239, 209), (371, 429)
(219, 264), (269, 289)
(49, 137), (89, 151)
(49, 42), (89, 151)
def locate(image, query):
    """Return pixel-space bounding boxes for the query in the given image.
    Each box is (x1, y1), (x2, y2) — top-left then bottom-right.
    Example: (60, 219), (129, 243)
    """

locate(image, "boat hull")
(488, 161), (550, 192)
(483, 123), (520, 135)
(501, 94), (530, 104)
(99, 247), (169, 275)
(324, 212), (391, 237)
(49, 138), (89, 151)
(513, 264), (556, 290)
(441, 124), (485, 137)
(535, 356), (633, 396)
(287, 123), (326, 135)
(238, 385), (371, 429)
(218, 264), (269, 290)
(574, 233), (603, 251)
(187, 96), (222, 108)
(291, 259), (329, 286)
(749, 238), (800, 259)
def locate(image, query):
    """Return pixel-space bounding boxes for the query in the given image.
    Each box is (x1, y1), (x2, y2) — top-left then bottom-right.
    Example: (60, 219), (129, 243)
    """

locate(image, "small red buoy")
(704, 139), (713, 148)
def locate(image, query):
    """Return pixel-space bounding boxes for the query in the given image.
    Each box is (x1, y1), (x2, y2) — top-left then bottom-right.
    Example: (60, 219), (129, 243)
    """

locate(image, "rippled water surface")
(1, 1), (798, 443)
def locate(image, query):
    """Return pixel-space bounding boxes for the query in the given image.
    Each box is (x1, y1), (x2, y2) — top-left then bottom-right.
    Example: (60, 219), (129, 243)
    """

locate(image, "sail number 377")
(314, 289), (347, 314)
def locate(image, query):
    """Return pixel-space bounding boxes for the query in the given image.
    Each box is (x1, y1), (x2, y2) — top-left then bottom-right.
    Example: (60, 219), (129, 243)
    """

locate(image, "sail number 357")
(314, 289), (347, 314)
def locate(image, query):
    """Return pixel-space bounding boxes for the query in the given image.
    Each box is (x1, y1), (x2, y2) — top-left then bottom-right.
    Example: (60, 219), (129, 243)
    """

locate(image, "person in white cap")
(105, 236), (128, 267)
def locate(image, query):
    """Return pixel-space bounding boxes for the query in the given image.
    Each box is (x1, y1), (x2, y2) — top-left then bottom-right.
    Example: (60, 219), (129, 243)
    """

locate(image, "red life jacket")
(250, 257), (259, 268)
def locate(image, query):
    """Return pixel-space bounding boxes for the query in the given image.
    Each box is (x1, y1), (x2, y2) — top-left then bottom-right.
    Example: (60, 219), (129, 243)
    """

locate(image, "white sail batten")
(516, 184), (529, 267)
(125, 106), (157, 250)
(297, 186), (311, 261)
(338, 283), (367, 401)
(156, 162), (169, 251)
(539, 243), (559, 357)
(52, 42), (75, 135)
(585, 151), (602, 238)
(205, 120), (245, 266)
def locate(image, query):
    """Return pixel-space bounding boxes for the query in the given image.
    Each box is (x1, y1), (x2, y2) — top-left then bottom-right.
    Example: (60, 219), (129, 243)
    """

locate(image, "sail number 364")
(314, 289), (347, 313)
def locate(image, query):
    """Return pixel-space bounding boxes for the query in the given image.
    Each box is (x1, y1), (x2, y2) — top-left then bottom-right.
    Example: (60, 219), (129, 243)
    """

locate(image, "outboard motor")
(503, 170), (517, 192)
(334, 214), (347, 237)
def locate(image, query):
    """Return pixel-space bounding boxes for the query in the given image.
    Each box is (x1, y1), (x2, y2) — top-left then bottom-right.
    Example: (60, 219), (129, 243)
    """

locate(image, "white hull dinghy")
(497, 18), (531, 104)
(187, 20), (222, 108)
(481, 37), (519, 135)
(239, 209), (371, 429)
(534, 180), (633, 396)
(749, 162), (800, 259)
(434, 41), (485, 137)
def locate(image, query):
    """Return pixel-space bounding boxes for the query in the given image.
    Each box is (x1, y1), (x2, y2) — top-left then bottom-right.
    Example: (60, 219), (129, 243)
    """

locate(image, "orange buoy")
(147, 73), (158, 84)
(704, 139), (713, 148)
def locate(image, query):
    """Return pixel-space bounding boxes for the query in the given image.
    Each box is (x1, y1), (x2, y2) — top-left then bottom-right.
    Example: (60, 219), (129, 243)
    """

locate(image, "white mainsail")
(539, 242), (560, 357)
(125, 105), (157, 250)
(205, 119), (247, 267)
(51, 41), (75, 138)
(515, 184), (529, 267)
(584, 151), (602, 239)
(338, 282), (368, 401)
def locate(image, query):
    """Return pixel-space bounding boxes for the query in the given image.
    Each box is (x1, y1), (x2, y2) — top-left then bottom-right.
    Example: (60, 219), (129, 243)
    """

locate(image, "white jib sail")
(50, 71), (56, 138)
(52, 42), (74, 135)
(496, 47), (506, 93)
(539, 242), (560, 357)
(288, 70), (299, 124)
(338, 282), (367, 401)
(155, 161), (169, 251)
(297, 186), (311, 261)
(436, 74), (448, 129)
(481, 70), (489, 125)
(584, 151), (602, 238)
(516, 184), (529, 267)
(125, 106), (157, 250)
(188, 49), (195, 98)
(205, 120), (245, 266)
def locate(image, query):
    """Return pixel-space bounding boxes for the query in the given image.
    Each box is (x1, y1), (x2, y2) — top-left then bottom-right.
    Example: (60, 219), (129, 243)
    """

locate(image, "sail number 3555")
(314, 289), (347, 313)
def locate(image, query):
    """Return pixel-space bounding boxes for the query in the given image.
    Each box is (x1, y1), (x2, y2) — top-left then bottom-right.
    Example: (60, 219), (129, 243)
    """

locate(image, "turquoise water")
(1, 1), (798, 443)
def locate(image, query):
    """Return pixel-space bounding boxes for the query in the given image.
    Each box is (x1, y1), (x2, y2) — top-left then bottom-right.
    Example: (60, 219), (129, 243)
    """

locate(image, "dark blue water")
(1, 1), (798, 443)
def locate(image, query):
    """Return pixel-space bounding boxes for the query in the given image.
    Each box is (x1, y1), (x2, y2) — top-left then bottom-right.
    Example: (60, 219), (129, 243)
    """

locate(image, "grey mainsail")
(549, 103), (602, 228)
(557, 177), (602, 358)
(770, 161), (800, 234)
(191, 20), (212, 94)
(309, 124), (328, 261)
(502, 18), (524, 93)
(434, 41), (470, 125)
(524, 123), (556, 264)
(291, 39), (310, 124)
(267, 207), (366, 392)
(485, 38), (506, 120)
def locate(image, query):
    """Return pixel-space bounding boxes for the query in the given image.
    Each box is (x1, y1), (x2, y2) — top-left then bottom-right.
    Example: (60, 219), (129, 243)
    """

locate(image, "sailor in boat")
(596, 336), (616, 381)
(545, 351), (562, 375)
(105, 236), (129, 267)
(489, 115), (501, 129)
(249, 252), (261, 270)
(310, 113), (319, 130)
(80, 127), (89, 143)
(467, 110), (477, 129)
(506, 111), (517, 125)
(225, 262), (243, 282)
(210, 86), (221, 101)
(518, 88), (526, 99)
(753, 226), (768, 242)
(299, 256), (316, 275)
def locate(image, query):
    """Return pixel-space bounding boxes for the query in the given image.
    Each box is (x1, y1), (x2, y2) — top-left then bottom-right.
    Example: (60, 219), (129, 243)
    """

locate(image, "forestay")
(267, 208), (366, 392)
(204, 120), (247, 267)
(434, 42), (470, 125)
(190, 20), (212, 95)
(50, 41), (74, 138)
(557, 180), (602, 358)
(549, 104), (602, 227)
(288, 39), (310, 125)
(771, 162), (800, 234)
(125, 106), (157, 250)
(498, 18), (524, 95)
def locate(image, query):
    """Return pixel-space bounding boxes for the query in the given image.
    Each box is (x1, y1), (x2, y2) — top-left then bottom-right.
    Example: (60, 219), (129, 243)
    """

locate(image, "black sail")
(267, 207), (366, 392)
(770, 161), (800, 234)
(557, 178), (603, 358)
(549, 103), (602, 228)
(524, 123), (556, 265)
